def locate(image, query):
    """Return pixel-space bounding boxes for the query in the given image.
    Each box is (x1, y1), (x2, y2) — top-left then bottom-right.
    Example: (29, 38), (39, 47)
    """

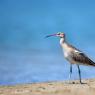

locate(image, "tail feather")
(89, 61), (95, 67)
(86, 58), (95, 67)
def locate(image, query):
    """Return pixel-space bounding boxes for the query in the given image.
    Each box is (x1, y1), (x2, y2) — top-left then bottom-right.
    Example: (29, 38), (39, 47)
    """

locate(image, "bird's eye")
(57, 33), (60, 35)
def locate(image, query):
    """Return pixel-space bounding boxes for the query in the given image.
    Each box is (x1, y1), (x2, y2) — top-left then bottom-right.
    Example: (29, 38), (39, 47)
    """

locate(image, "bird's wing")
(71, 50), (95, 66)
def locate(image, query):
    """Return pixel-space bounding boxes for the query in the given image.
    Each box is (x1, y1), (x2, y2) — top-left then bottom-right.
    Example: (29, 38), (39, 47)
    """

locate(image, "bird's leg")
(77, 64), (82, 84)
(69, 64), (72, 83)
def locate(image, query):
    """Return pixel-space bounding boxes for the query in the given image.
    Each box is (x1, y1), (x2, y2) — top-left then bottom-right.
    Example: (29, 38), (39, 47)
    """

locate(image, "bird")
(46, 32), (95, 84)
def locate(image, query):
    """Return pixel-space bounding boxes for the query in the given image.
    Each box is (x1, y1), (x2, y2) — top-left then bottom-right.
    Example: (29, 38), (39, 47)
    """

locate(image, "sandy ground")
(0, 79), (95, 95)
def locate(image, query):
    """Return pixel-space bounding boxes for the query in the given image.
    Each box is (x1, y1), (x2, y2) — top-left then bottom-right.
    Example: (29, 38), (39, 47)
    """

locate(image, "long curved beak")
(45, 34), (57, 38)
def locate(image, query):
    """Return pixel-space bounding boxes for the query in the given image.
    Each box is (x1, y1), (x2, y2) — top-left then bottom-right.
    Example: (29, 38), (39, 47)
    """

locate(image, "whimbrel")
(46, 32), (95, 84)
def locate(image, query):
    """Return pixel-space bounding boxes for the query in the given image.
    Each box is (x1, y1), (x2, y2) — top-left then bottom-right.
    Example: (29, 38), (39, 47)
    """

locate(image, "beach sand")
(0, 79), (95, 95)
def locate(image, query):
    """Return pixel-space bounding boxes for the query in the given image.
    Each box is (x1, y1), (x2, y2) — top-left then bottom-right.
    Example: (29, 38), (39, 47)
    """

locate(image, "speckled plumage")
(60, 37), (95, 66)
(46, 32), (95, 83)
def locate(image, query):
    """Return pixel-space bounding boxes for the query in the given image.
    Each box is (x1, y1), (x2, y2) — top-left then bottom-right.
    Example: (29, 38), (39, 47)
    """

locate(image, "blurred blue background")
(0, 0), (95, 85)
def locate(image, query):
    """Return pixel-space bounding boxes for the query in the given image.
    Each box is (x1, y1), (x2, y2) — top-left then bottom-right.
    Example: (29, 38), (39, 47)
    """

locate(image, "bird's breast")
(63, 51), (76, 64)
(64, 51), (69, 58)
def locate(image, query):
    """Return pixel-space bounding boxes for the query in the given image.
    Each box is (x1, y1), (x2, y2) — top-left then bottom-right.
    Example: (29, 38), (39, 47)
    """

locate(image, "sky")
(0, 0), (95, 85)
(0, 0), (95, 52)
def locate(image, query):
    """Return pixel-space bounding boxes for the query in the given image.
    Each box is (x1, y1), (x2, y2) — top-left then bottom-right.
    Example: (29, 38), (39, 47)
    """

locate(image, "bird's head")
(45, 32), (65, 38)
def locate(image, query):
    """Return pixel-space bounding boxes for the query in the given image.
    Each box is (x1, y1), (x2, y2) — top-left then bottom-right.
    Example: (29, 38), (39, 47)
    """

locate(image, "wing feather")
(71, 51), (95, 66)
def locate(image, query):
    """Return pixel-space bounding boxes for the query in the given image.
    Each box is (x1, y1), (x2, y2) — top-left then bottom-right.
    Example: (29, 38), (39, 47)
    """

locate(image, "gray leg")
(77, 65), (82, 84)
(69, 64), (72, 81)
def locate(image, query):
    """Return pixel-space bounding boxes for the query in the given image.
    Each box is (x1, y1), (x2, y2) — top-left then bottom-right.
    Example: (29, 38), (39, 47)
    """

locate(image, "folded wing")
(71, 51), (95, 66)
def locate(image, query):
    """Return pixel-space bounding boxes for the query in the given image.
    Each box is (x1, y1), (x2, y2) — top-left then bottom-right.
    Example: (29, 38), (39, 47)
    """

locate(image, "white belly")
(64, 51), (76, 64)
(64, 51), (68, 57)
(61, 42), (77, 64)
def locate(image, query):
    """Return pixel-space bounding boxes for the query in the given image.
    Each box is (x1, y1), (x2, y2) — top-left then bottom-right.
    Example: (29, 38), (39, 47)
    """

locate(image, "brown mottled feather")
(71, 51), (95, 66)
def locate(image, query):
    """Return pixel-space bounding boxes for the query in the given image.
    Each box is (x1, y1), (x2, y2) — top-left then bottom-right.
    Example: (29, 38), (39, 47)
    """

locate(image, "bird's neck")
(60, 38), (69, 51)
(60, 37), (66, 45)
